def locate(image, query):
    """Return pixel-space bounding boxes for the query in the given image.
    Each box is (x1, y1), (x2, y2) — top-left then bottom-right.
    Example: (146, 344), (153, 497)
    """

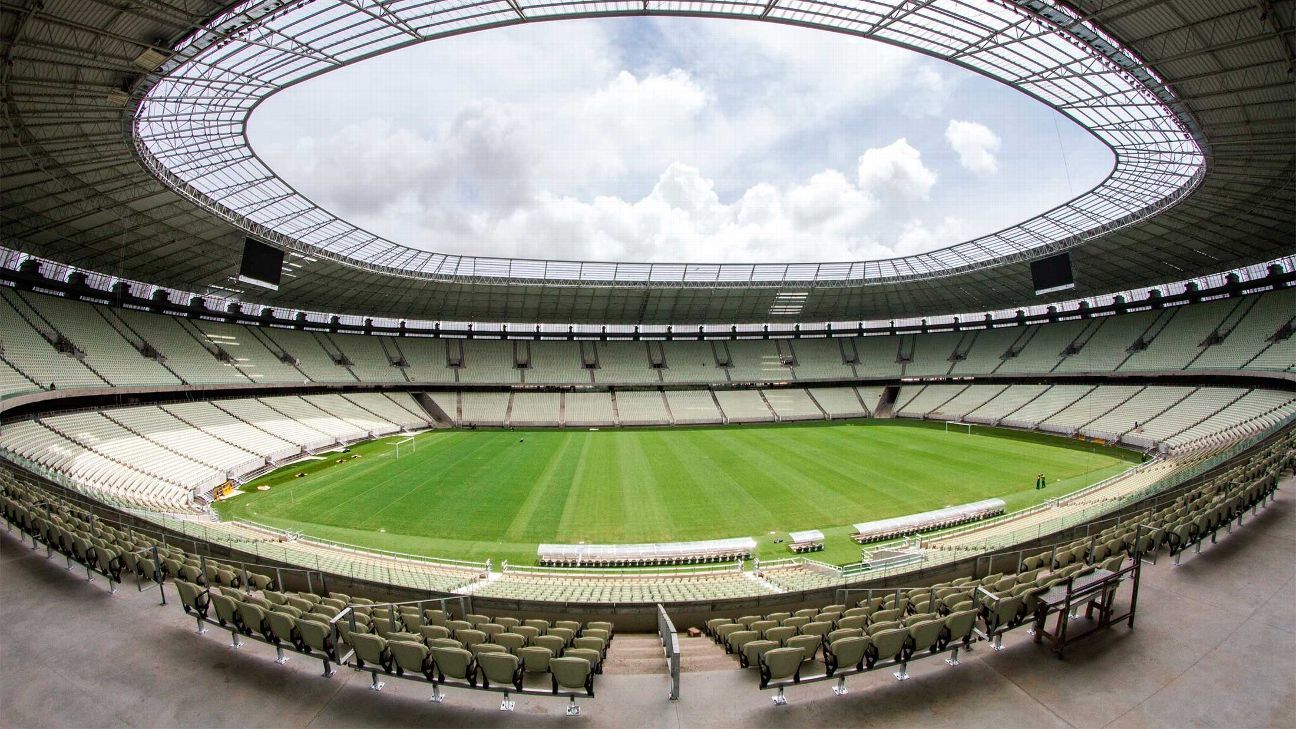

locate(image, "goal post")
(944, 421), (973, 435)
(393, 437), (415, 458)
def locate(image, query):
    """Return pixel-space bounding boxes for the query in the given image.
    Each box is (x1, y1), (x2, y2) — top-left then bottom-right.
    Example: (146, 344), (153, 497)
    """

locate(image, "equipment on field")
(944, 421), (973, 435)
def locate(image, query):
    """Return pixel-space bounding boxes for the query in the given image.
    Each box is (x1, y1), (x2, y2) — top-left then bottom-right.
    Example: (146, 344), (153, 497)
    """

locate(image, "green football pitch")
(215, 420), (1141, 566)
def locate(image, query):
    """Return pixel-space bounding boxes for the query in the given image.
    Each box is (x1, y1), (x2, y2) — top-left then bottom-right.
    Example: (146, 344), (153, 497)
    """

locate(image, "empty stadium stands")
(3, 287), (1292, 396)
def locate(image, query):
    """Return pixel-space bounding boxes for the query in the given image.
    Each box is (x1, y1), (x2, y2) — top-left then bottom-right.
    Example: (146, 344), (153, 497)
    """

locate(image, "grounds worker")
(1035, 473), (1047, 490)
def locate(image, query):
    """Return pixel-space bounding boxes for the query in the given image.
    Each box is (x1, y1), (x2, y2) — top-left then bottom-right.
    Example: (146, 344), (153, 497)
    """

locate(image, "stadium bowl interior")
(0, 0), (1293, 724)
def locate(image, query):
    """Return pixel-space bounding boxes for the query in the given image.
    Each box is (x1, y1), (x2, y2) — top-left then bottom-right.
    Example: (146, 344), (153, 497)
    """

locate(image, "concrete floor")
(2, 479), (1294, 729)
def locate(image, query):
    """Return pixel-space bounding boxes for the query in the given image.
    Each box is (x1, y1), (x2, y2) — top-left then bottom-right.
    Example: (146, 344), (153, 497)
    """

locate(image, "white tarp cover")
(788, 530), (825, 544)
(538, 537), (756, 561)
(853, 498), (1006, 537)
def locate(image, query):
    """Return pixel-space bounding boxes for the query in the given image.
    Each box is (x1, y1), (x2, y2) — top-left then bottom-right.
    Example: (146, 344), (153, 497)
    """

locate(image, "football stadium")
(0, 0), (1293, 725)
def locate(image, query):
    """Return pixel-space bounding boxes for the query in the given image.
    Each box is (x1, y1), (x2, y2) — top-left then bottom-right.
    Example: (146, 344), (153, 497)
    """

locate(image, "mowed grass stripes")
(216, 420), (1140, 565)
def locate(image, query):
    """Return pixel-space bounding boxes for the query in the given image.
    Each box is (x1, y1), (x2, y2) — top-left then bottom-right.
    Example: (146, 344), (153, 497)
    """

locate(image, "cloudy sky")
(249, 17), (1112, 264)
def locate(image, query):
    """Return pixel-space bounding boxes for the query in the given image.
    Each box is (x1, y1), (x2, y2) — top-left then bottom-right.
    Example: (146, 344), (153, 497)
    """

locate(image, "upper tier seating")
(1051, 310), (1157, 373)
(788, 338), (856, 381)
(592, 342), (660, 384)
(948, 327), (1021, 375)
(113, 306), (249, 384)
(850, 336), (900, 378)
(527, 342), (589, 385)
(187, 319), (304, 382)
(725, 340), (790, 382)
(0, 358), (40, 399)
(325, 333), (406, 383)
(10, 290), (180, 386)
(0, 289), (109, 390)
(1189, 290), (1295, 370)
(1119, 299), (1234, 372)
(458, 341), (519, 384)
(391, 338), (457, 383)
(994, 320), (1087, 374)
(904, 332), (962, 377)
(260, 328), (356, 383)
(3, 287), (1292, 393)
(660, 341), (729, 383)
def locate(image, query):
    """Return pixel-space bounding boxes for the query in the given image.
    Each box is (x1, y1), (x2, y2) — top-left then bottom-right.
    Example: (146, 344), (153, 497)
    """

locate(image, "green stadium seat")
(519, 646), (553, 673)
(785, 634), (821, 662)
(824, 635), (869, 677)
(764, 626), (796, 644)
(430, 646), (476, 685)
(390, 640), (434, 680)
(741, 639), (779, 668)
(534, 634), (565, 657)
(495, 632), (527, 654)
(564, 647), (602, 675)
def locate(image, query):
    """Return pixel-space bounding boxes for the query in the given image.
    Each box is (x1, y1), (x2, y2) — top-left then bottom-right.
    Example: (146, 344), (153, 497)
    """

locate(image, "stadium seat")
(495, 632), (527, 654)
(741, 639), (779, 668)
(869, 628), (908, 667)
(758, 647), (805, 701)
(534, 635), (566, 657)
(549, 656), (595, 717)
(824, 636), (870, 677)
(726, 630), (759, 656)
(785, 634), (821, 662)
(175, 580), (209, 620)
(564, 647), (602, 674)
(519, 646), (553, 673)
(350, 633), (391, 674)
(430, 646), (477, 686)
(419, 625), (451, 642)
(455, 628), (486, 651)
(390, 640), (434, 680)
(478, 652), (524, 710)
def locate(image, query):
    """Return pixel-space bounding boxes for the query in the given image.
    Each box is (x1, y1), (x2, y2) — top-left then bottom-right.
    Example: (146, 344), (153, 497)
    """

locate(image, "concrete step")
(603, 634), (667, 675)
(601, 656), (668, 675)
(678, 635), (735, 673)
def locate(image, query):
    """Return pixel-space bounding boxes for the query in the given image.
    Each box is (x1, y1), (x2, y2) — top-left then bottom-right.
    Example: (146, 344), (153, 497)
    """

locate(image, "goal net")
(944, 421), (974, 435)
(393, 437), (415, 458)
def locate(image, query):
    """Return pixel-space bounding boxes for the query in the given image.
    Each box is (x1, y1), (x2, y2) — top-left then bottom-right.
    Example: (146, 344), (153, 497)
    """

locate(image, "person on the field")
(1035, 473), (1046, 490)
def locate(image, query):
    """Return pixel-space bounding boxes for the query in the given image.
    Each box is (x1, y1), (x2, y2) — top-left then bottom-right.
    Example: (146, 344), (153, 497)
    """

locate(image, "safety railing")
(656, 604), (681, 701)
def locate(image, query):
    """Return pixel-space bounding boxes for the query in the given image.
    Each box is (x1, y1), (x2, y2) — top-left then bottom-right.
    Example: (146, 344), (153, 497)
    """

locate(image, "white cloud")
(322, 139), (936, 263)
(251, 18), (1108, 263)
(857, 139), (937, 201)
(945, 120), (1002, 175)
(895, 217), (967, 255)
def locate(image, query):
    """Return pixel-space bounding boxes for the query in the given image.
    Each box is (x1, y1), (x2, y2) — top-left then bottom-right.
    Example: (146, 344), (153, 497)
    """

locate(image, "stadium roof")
(1, 0), (1292, 324)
